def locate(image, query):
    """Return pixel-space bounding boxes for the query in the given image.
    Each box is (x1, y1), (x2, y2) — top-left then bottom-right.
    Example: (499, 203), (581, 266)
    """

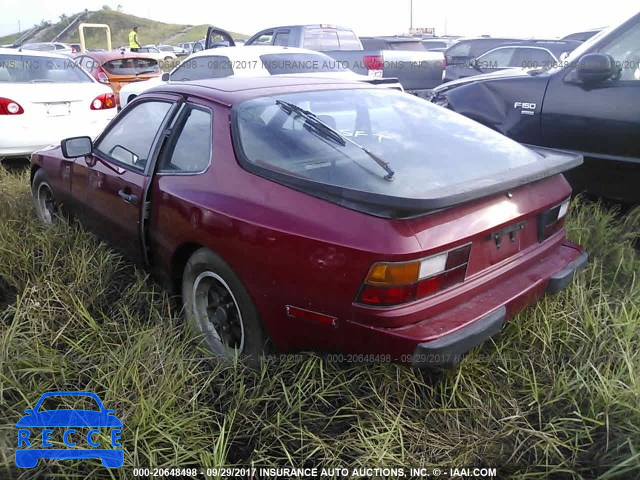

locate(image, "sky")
(0, 0), (638, 39)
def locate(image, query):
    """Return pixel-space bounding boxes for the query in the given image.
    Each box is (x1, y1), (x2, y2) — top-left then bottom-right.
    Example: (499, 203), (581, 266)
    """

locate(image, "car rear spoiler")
(362, 77), (404, 91)
(238, 144), (583, 219)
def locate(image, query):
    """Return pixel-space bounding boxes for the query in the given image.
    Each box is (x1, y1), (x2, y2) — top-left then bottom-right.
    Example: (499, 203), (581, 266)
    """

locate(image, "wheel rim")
(37, 182), (58, 224)
(192, 272), (245, 355)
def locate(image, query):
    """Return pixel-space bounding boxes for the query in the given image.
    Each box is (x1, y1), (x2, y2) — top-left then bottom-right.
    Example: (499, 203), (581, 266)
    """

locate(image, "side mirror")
(576, 53), (617, 84)
(24, 408), (35, 414)
(469, 58), (480, 70)
(61, 136), (92, 158)
(161, 72), (170, 81)
(105, 409), (115, 415)
(109, 145), (139, 165)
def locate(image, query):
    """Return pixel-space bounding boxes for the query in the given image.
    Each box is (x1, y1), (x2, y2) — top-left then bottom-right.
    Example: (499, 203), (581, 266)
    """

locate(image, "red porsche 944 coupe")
(30, 76), (587, 368)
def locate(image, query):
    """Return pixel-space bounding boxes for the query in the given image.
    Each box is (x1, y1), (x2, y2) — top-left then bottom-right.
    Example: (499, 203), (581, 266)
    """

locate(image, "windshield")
(37, 395), (101, 412)
(233, 88), (543, 202)
(542, 19), (627, 75)
(0, 54), (92, 83)
(260, 53), (347, 74)
(103, 58), (160, 75)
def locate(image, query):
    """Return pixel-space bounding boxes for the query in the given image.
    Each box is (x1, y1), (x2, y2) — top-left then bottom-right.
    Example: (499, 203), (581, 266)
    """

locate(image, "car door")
(204, 28), (235, 50)
(246, 30), (275, 46)
(70, 98), (178, 263)
(541, 20), (640, 201)
(148, 101), (214, 264)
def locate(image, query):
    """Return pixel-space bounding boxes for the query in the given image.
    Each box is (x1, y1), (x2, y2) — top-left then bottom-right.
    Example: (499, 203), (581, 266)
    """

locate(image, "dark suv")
(430, 13), (640, 203)
(444, 39), (581, 82)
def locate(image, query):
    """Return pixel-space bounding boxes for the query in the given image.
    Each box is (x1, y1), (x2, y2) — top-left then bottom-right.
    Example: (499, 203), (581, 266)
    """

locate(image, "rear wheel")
(32, 169), (61, 225)
(181, 248), (270, 368)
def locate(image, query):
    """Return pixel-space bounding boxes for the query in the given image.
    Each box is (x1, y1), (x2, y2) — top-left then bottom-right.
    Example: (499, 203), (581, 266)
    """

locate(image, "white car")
(0, 48), (117, 159)
(119, 46), (404, 108)
(21, 42), (74, 57)
(138, 45), (179, 62)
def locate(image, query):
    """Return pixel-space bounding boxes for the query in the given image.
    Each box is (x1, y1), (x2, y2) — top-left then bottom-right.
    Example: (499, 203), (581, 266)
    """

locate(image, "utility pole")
(410, 0), (413, 31)
(18, 20), (21, 32)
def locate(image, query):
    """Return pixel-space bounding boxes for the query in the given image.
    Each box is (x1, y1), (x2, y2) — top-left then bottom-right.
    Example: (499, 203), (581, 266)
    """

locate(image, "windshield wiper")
(275, 100), (395, 181)
(136, 69), (157, 75)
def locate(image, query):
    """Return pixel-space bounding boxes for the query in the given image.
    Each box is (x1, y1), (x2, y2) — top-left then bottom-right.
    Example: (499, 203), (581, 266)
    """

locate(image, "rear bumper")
(0, 115), (113, 158)
(345, 241), (587, 367)
(411, 251), (588, 367)
(546, 251), (588, 294)
(412, 306), (506, 367)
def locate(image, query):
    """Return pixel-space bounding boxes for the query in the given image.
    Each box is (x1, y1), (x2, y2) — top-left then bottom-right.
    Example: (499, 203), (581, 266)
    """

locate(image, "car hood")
(16, 410), (123, 428)
(436, 67), (547, 93)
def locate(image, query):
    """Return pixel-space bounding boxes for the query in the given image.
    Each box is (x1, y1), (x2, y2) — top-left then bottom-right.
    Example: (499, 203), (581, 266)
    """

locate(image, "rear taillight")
(95, 66), (110, 84)
(90, 93), (116, 110)
(0, 97), (24, 115)
(538, 198), (570, 242)
(357, 244), (472, 306)
(363, 55), (384, 71)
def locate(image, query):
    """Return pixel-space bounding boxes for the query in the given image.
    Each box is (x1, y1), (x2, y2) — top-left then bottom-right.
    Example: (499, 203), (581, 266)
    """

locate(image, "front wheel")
(181, 248), (270, 368)
(32, 169), (62, 225)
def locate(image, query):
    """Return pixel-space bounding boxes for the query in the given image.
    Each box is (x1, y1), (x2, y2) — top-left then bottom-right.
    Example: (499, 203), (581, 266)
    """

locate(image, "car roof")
(148, 75), (373, 106)
(481, 40), (582, 55)
(254, 24), (352, 31)
(76, 50), (161, 61)
(0, 47), (70, 59)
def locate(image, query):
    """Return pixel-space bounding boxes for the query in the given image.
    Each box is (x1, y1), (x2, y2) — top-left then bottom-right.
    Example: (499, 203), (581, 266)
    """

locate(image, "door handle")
(118, 189), (139, 204)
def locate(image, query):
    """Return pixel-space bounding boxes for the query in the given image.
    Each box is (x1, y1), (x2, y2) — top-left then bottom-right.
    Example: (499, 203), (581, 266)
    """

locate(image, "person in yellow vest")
(129, 26), (141, 52)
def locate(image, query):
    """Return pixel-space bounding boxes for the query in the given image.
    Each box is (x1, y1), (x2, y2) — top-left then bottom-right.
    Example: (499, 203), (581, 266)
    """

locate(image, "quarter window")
(158, 106), (213, 173)
(477, 48), (517, 68)
(95, 101), (173, 171)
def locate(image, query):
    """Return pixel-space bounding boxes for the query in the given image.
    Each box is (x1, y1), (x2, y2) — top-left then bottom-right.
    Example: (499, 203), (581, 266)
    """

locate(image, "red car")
(30, 76), (587, 368)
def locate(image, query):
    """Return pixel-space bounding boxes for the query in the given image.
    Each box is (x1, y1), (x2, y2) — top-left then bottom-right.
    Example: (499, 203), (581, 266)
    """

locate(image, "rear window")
(232, 88), (553, 213)
(0, 54), (92, 83)
(337, 30), (361, 49)
(169, 55), (233, 81)
(445, 41), (472, 58)
(360, 38), (387, 50)
(303, 28), (340, 51)
(422, 41), (448, 49)
(103, 58), (160, 75)
(260, 53), (347, 74)
(388, 41), (426, 51)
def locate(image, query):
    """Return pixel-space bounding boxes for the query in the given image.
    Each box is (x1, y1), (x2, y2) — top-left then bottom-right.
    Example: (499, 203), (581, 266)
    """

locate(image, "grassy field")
(0, 166), (638, 479)
(0, 10), (248, 48)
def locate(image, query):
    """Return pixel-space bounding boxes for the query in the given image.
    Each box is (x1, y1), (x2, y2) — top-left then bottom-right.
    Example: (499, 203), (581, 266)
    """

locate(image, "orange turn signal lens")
(366, 261), (420, 286)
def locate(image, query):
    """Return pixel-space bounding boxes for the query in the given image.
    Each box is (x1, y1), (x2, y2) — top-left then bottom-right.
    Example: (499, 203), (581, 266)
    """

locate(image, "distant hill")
(0, 9), (247, 48)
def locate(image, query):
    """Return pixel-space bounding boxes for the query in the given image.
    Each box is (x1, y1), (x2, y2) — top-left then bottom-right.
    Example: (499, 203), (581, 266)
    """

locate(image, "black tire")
(182, 247), (270, 367)
(31, 169), (63, 225)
